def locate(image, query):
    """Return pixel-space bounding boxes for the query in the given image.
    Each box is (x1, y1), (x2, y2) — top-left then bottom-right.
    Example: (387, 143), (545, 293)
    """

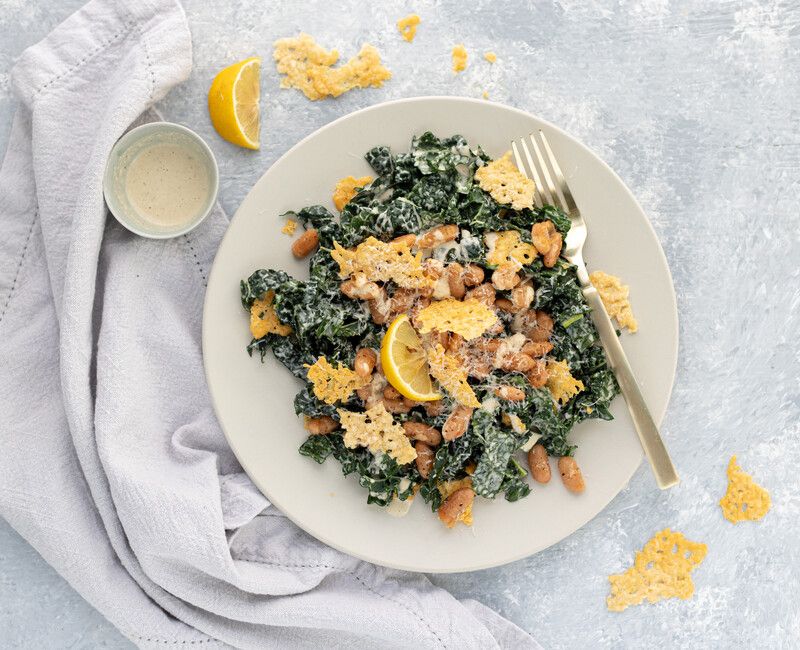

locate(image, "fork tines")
(512, 130), (578, 217)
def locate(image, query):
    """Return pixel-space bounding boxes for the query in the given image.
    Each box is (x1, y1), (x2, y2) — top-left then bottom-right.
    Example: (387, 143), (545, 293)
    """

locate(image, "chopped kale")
(242, 132), (621, 516)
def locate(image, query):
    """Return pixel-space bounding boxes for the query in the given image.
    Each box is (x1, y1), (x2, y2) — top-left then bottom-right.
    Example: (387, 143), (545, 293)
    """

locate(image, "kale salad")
(241, 132), (619, 528)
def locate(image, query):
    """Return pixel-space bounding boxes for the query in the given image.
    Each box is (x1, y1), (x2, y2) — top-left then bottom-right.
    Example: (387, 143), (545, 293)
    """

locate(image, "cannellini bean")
(354, 348), (377, 377)
(383, 386), (401, 400)
(304, 416), (339, 435)
(443, 405), (473, 441)
(465, 283), (496, 307)
(445, 262), (466, 299)
(491, 263), (521, 290)
(392, 233), (417, 247)
(416, 224), (459, 249)
(424, 400), (445, 417)
(558, 456), (585, 493)
(528, 443), (551, 483)
(499, 352), (535, 373)
(382, 397), (412, 414)
(531, 220), (562, 268)
(510, 283), (535, 312)
(495, 298), (514, 312)
(402, 421), (442, 446)
(462, 264), (485, 287)
(340, 279), (381, 300)
(521, 341), (553, 357)
(291, 229), (319, 258)
(494, 385), (526, 401)
(526, 358), (549, 388)
(523, 310), (554, 342)
(438, 487), (474, 528)
(415, 442), (435, 479)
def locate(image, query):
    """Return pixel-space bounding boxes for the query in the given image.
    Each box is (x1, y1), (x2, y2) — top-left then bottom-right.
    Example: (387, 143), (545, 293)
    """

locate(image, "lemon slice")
(208, 56), (261, 150)
(381, 314), (440, 402)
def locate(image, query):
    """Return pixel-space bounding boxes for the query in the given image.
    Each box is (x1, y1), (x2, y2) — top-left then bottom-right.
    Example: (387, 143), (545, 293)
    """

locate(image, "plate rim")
(203, 95), (679, 573)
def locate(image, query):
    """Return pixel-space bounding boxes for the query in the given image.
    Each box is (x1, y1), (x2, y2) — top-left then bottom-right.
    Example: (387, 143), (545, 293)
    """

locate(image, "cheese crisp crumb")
(281, 219), (297, 236)
(546, 359), (584, 404)
(397, 14), (421, 42)
(589, 271), (638, 332)
(484, 51), (497, 63)
(452, 44), (468, 73)
(427, 344), (480, 408)
(331, 236), (431, 289)
(474, 151), (536, 211)
(720, 455), (771, 523)
(607, 529), (708, 612)
(485, 230), (537, 267)
(273, 34), (391, 101)
(482, 90), (489, 100)
(438, 477), (474, 526)
(416, 298), (498, 341)
(338, 403), (417, 464)
(305, 357), (369, 405)
(249, 291), (292, 338)
(332, 175), (373, 211)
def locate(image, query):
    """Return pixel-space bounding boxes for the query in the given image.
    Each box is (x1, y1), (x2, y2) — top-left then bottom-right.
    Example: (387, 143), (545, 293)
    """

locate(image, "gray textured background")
(2, 0), (799, 648)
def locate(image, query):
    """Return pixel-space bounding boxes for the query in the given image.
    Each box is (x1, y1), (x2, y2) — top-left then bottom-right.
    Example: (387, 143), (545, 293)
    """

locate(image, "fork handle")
(582, 286), (680, 489)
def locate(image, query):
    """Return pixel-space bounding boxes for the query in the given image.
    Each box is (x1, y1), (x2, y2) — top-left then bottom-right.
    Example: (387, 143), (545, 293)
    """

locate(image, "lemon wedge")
(381, 314), (440, 402)
(208, 56), (261, 150)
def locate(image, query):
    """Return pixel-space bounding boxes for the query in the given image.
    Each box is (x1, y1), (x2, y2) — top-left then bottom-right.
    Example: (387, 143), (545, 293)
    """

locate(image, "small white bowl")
(103, 122), (219, 239)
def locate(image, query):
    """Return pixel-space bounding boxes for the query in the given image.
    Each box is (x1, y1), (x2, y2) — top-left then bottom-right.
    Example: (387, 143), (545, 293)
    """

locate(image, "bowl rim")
(103, 120), (220, 239)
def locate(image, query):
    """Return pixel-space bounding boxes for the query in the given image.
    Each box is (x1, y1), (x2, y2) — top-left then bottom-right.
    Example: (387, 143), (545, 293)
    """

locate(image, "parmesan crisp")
(589, 270), (638, 332)
(719, 455), (771, 523)
(485, 230), (536, 267)
(338, 403), (417, 464)
(452, 44), (468, 72)
(545, 360), (584, 405)
(427, 344), (480, 408)
(474, 152), (536, 211)
(607, 529), (707, 612)
(305, 357), (369, 405)
(332, 175), (373, 211)
(249, 291), (292, 338)
(330, 236), (431, 289)
(281, 219), (297, 236)
(273, 34), (391, 101)
(397, 14), (421, 42)
(416, 298), (498, 341)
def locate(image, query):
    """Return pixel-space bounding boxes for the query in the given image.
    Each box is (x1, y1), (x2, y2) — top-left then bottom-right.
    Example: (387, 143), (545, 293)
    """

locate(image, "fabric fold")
(0, 0), (539, 648)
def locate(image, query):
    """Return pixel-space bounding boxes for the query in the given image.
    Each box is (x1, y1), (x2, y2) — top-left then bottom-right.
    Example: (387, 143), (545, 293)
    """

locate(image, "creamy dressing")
(125, 143), (210, 227)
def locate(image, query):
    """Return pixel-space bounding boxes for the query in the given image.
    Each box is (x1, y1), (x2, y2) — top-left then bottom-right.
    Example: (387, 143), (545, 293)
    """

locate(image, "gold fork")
(512, 130), (679, 489)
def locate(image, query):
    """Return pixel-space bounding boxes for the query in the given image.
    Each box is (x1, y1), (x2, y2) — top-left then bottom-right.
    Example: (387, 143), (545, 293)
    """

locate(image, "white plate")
(203, 97), (678, 573)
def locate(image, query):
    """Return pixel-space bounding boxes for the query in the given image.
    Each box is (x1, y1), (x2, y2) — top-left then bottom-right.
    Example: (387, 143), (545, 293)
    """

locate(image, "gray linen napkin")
(0, 0), (540, 647)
